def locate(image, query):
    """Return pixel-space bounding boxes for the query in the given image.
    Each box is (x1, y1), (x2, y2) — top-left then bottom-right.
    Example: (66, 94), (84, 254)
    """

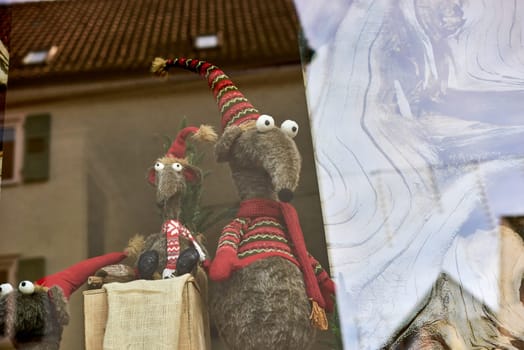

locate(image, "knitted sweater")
(217, 215), (299, 268)
(209, 198), (335, 315)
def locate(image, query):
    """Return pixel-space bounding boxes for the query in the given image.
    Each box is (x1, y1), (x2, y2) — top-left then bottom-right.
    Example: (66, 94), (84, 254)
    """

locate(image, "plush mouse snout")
(278, 189), (294, 202)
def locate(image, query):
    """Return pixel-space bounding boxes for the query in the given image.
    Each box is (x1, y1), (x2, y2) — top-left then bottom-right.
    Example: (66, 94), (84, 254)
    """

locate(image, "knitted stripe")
(220, 96), (250, 114)
(247, 219), (284, 231)
(238, 248), (297, 260)
(217, 219), (244, 251)
(238, 253), (301, 271)
(222, 102), (258, 124)
(231, 216), (300, 268)
(164, 57), (260, 129)
(216, 85), (240, 103)
(163, 219), (194, 269)
(227, 109), (260, 127)
(241, 233), (288, 244)
(239, 234), (292, 251)
(217, 90), (245, 109)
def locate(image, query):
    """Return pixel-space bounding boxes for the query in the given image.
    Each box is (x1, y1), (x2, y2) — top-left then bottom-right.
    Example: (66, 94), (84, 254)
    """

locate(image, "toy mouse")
(0, 252), (127, 349)
(152, 57), (336, 350)
(132, 124), (216, 279)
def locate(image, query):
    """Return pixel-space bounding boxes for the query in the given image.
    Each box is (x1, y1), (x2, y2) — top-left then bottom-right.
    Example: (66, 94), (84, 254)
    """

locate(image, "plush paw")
(175, 247), (200, 276)
(137, 250), (159, 280)
(208, 250), (239, 281)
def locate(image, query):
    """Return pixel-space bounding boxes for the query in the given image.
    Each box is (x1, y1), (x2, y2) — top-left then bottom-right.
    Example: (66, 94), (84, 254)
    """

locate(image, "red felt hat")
(166, 126), (200, 158)
(36, 252), (127, 299)
(152, 57), (260, 130)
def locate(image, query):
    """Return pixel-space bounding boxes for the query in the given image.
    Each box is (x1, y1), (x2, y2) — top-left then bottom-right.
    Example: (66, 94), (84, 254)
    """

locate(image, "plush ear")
(48, 286), (70, 326)
(215, 125), (243, 162)
(183, 164), (201, 183)
(147, 168), (156, 186)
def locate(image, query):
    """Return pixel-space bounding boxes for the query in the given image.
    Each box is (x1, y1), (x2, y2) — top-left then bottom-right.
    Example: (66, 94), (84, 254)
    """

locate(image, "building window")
(1, 115), (24, 185)
(1, 113), (51, 186)
(193, 33), (221, 50)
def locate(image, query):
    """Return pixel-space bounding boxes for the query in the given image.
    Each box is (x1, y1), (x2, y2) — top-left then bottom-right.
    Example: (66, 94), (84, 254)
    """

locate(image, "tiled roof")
(7, 0), (301, 85)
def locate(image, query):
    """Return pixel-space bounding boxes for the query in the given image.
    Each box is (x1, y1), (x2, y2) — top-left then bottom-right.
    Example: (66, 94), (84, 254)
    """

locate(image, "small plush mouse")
(131, 124), (216, 279)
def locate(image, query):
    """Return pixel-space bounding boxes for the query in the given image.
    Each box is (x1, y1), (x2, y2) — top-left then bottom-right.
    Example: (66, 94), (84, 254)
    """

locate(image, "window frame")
(1, 114), (25, 186)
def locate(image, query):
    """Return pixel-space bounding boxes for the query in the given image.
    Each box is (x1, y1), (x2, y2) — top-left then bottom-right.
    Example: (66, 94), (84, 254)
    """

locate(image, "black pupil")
(21, 282), (26, 287)
(265, 120), (270, 126)
(292, 127), (297, 132)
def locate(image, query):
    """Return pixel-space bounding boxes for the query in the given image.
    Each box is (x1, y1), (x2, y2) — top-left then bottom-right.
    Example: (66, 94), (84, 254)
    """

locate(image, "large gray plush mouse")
(152, 57), (335, 350)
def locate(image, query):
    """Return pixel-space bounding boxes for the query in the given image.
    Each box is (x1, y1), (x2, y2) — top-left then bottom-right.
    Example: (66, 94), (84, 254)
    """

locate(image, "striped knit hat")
(152, 57), (260, 130)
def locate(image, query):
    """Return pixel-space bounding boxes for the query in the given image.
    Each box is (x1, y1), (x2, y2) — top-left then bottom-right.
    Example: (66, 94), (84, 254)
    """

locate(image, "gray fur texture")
(217, 122), (302, 201)
(0, 285), (69, 350)
(211, 120), (316, 350)
(211, 258), (314, 350)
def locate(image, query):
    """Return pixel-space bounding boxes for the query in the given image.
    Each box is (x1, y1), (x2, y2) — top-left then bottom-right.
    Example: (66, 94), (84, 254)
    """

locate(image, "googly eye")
(154, 162), (165, 171)
(0, 283), (13, 297)
(18, 281), (35, 295)
(171, 163), (183, 172)
(281, 120), (299, 138)
(256, 114), (275, 132)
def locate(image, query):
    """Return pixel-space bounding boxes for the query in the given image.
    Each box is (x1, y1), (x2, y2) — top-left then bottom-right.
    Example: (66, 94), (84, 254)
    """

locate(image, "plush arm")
(208, 219), (243, 281)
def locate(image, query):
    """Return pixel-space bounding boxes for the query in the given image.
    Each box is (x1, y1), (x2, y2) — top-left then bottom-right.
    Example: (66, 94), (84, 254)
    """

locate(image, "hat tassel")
(151, 57), (169, 77)
(310, 299), (328, 330)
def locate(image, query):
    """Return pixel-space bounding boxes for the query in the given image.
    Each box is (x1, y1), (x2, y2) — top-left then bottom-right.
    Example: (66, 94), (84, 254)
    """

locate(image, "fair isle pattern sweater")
(215, 198), (330, 293)
(218, 215), (300, 268)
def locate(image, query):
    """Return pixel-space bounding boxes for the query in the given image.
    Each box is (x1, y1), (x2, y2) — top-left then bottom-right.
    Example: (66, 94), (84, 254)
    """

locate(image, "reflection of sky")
(427, 90), (524, 126)
(294, 0), (524, 349)
(293, 0), (351, 49)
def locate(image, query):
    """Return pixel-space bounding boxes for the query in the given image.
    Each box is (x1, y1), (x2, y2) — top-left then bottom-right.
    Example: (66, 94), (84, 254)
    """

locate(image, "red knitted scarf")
(237, 198), (326, 310)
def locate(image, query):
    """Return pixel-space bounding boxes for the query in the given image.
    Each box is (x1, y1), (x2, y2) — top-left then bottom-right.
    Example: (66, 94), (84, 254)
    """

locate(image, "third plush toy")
(133, 124), (216, 279)
(0, 252), (127, 349)
(152, 57), (335, 350)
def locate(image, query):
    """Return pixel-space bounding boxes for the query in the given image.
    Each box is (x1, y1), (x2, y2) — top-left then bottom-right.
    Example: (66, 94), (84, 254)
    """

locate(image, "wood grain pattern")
(295, 0), (524, 348)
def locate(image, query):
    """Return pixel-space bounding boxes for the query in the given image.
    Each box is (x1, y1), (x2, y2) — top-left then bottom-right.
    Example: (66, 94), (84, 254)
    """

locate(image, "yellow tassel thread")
(151, 57), (169, 76)
(310, 300), (328, 330)
(194, 125), (218, 143)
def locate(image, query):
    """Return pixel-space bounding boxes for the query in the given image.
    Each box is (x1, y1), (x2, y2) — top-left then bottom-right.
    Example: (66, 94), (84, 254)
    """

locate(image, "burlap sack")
(84, 272), (210, 350)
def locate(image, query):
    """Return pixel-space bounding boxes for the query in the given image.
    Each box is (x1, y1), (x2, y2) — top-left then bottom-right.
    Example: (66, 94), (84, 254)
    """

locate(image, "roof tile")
(8, 0), (301, 84)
